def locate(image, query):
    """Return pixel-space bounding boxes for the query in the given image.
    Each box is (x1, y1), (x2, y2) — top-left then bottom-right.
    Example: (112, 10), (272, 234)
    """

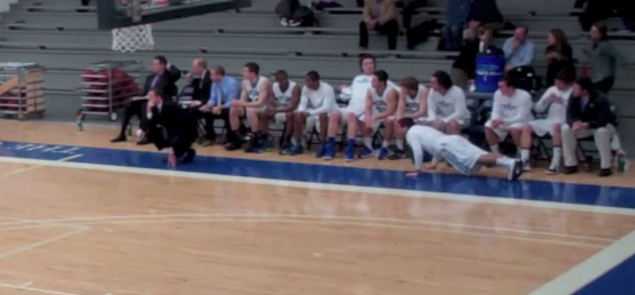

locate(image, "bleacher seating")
(0, 0), (633, 154)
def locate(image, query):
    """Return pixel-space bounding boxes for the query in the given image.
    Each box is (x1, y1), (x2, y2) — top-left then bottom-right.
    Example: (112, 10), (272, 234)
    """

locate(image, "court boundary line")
(1, 154), (83, 178)
(528, 229), (635, 295)
(1, 156), (635, 216)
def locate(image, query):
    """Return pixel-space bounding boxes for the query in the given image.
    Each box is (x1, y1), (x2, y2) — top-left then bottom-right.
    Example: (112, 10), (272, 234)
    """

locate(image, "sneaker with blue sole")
(344, 143), (356, 162)
(255, 140), (273, 153)
(322, 143), (336, 160)
(315, 143), (327, 158)
(357, 146), (374, 159)
(290, 144), (304, 156)
(279, 145), (293, 156)
(377, 147), (389, 160)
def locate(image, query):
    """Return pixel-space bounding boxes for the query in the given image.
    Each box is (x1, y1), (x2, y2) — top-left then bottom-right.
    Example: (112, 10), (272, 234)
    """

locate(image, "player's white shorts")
(272, 112), (287, 125)
(357, 112), (384, 131)
(244, 105), (268, 122)
(418, 117), (470, 129)
(329, 107), (364, 125)
(485, 120), (527, 139)
(528, 119), (562, 137)
(437, 135), (488, 175)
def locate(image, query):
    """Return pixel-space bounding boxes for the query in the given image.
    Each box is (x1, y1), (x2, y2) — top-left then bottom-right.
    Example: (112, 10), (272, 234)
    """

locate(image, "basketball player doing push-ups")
(398, 118), (523, 181)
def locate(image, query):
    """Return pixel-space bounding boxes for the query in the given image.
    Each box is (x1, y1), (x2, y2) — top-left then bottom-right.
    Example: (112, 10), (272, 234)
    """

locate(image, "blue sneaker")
(279, 142), (293, 155)
(357, 146), (374, 159)
(344, 142), (355, 162)
(322, 143), (336, 160)
(290, 144), (304, 156)
(315, 143), (327, 158)
(377, 147), (389, 160)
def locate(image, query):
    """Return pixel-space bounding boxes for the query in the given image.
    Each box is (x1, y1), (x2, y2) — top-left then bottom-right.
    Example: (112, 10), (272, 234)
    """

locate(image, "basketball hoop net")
(111, 0), (168, 53)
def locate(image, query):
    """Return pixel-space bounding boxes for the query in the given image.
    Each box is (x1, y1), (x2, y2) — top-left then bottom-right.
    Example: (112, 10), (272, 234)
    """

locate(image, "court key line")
(0, 212), (615, 244)
(0, 281), (95, 295)
(0, 154), (83, 178)
(0, 226), (90, 261)
(1, 156), (634, 217)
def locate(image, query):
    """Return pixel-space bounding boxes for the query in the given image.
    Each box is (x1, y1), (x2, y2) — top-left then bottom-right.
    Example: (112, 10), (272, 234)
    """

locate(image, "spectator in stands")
(463, 0), (503, 41)
(283, 71), (336, 156)
(385, 76), (428, 160)
(323, 55), (376, 160)
(420, 71), (470, 135)
(503, 26), (535, 72)
(576, 0), (614, 32)
(111, 56), (181, 145)
(196, 66), (241, 147)
(347, 70), (398, 161)
(146, 88), (198, 167)
(401, 0), (427, 32)
(518, 70), (575, 173)
(451, 28), (501, 88)
(227, 62), (274, 152)
(585, 24), (621, 94)
(359, 0), (400, 50)
(561, 77), (617, 177)
(188, 59), (211, 104)
(545, 29), (574, 87)
(484, 76), (533, 155)
(441, 0), (471, 51)
(269, 70), (301, 153)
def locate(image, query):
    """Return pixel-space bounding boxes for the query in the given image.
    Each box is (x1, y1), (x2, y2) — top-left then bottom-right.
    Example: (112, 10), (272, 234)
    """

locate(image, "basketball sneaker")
(377, 147), (389, 160)
(344, 142), (356, 162)
(357, 146), (374, 159)
(322, 142), (336, 160)
(315, 143), (327, 158)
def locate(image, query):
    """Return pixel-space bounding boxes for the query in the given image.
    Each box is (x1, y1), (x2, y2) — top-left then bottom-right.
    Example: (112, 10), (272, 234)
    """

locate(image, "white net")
(111, 24), (155, 53)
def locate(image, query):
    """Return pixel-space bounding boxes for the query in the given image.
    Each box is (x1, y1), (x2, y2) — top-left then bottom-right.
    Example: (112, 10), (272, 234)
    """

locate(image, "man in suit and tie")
(196, 65), (242, 146)
(561, 77), (618, 177)
(188, 59), (212, 104)
(111, 55), (181, 144)
(146, 88), (198, 167)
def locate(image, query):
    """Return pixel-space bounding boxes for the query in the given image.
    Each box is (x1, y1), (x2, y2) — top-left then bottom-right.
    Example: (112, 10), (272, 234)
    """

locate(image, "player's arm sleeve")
(406, 132), (424, 171)
(490, 94), (502, 121)
(297, 86), (309, 113)
(309, 86), (336, 116)
(502, 93), (533, 125)
(533, 87), (553, 113)
(443, 90), (467, 122)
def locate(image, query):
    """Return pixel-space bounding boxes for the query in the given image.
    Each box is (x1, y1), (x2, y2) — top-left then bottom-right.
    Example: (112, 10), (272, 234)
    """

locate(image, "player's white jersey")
(272, 80), (297, 108)
(406, 125), (446, 157)
(491, 88), (534, 123)
(243, 76), (270, 102)
(370, 82), (398, 112)
(534, 85), (572, 123)
(403, 85), (427, 114)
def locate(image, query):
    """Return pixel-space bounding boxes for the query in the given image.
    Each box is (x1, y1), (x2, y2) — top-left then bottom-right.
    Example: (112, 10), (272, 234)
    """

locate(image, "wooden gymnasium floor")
(0, 120), (634, 295)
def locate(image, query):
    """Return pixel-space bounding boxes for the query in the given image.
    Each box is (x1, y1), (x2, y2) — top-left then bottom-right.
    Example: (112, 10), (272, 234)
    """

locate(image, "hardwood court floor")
(0, 120), (633, 188)
(0, 163), (633, 295)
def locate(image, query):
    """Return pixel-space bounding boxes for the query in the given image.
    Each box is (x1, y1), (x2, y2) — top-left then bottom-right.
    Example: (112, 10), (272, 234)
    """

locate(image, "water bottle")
(617, 155), (629, 173)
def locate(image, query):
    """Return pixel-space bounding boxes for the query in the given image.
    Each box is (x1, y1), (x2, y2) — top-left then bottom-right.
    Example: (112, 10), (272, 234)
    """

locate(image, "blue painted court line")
(2, 140), (635, 211)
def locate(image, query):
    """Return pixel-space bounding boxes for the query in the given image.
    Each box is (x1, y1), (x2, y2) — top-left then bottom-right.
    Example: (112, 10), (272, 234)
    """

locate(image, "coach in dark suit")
(146, 88), (198, 167)
(188, 59), (212, 103)
(111, 55), (181, 144)
(561, 77), (617, 177)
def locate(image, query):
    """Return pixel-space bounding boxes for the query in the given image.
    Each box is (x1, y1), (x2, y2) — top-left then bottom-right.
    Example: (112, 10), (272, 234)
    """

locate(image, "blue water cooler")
(474, 53), (505, 93)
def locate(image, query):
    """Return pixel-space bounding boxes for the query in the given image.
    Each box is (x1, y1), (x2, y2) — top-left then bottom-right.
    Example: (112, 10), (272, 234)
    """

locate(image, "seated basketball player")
(384, 76), (428, 160)
(419, 71), (471, 135)
(111, 56), (180, 145)
(146, 88), (198, 167)
(322, 54), (377, 160)
(262, 70), (301, 152)
(283, 71), (336, 156)
(399, 118), (522, 181)
(484, 77), (533, 155)
(518, 70), (574, 173)
(227, 62), (274, 152)
(344, 70), (398, 162)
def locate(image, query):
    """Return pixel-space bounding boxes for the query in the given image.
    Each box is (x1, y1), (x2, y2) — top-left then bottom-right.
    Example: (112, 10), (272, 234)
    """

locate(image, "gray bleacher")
(0, 0), (633, 154)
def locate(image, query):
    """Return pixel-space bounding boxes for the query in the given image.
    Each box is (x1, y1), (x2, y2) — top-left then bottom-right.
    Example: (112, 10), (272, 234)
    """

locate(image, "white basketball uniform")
(485, 89), (534, 139)
(528, 85), (572, 137)
(242, 76), (271, 120)
(406, 125), (488, 175)
(298, 81), (336, 132)
(271, 80), (297, 125)
(358, 82), (398, 129)
(388, 85), (426, 121)
(424, 85), (470, 127)
(334, 75), (397, 123)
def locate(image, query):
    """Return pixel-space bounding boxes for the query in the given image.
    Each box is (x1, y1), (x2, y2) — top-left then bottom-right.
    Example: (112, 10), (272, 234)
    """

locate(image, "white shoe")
(522, 161), (532, 172)
(507, 160), (523, 181)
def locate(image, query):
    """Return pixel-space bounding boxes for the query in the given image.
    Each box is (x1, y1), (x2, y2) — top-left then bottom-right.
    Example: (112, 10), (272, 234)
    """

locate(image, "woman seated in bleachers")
(545, 29), (575, 87)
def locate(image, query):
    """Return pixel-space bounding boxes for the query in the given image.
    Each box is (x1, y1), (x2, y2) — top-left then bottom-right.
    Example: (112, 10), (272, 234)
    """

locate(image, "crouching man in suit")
(146, 88), (198, 167)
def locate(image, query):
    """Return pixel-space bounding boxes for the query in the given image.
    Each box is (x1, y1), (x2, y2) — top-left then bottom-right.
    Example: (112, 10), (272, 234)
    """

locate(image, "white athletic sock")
(396, 139), (405, 151)
(520, 149), (530, 162)
(382, 140), (389, 148)
(495, 157), (514, 168)
(490, 145), (500, 154)
(550, 147), (562, 168)
(291, 137), (298, 146)
(363, 137), (373, 150)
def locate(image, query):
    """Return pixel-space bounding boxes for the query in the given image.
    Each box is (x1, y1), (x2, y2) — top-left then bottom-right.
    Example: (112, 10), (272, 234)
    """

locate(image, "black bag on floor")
(406, 20), (438, 50)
